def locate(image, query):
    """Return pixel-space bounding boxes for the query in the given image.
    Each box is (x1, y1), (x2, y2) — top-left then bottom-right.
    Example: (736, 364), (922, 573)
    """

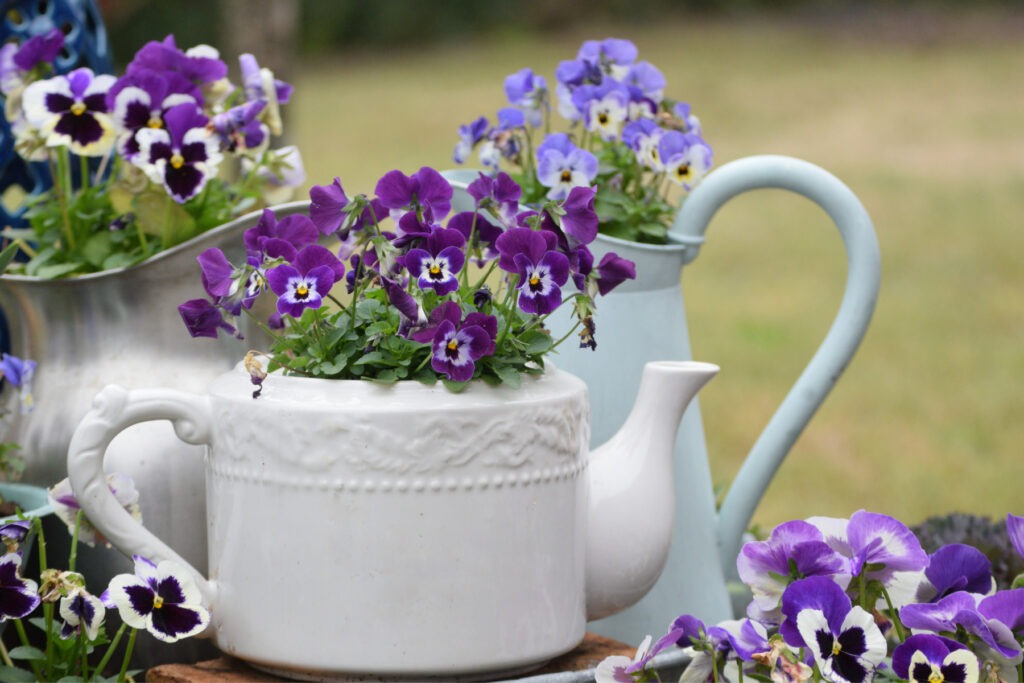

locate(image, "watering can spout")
(584, 360), (718, 621)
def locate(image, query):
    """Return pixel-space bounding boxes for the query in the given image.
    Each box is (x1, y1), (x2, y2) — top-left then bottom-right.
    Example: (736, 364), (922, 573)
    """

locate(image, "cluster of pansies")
(453, 37), (712, 244)
(0, 474), (207, 681)
(0, 30), (302, 277)
(599, 510), (1024, 683)
(179, 166), (636, 387)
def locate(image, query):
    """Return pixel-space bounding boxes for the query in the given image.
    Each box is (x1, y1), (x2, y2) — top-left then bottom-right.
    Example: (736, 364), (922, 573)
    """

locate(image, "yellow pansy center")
(676, 163), (691, 180)
(447, 339), (458, 352)
(560, 170), (572, 183)
(296, 284), (309, 298)
(70, 102), (86, 116)
(831, 641), (841, 656)
(597, 111), (609, 125)
(170, 153), (185, 169)
(147, 117), (163, 129)
(153, 595), (164, 609)
(429, 265), (441, 276)
(529, 274), (541, 287)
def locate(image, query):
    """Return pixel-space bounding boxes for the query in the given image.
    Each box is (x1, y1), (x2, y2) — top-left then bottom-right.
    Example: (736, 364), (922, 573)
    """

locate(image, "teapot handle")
(673, 155), (881, 571)
(66, 385), (215, 605)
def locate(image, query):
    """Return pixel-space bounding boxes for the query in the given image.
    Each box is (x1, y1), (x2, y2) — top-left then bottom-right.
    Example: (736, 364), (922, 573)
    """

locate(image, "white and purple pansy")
(495, 227), (570, 316)
(110, 71), (197, 158)
(572, 80), (630, 142)
(891, 633), (980, 683)
(133, 102), (222, 203)
(594, 635), (652, 683)
(737, 519), (852, 623)
(266, 244), (345, 319)
(404, 227), (466, 296)
(622, 118), (664, 171)
(780, 576), (887, 683)
(0, 521), (29, 554)
(123, 35), (227, 102)
(808, 510), (929, 587)
(0, 552), (40, 622)
(59, 587), (106, 641)
(466, 170), (522, 228)
(105, 555), (209, 643)
(535, 132), (598, 201)
(658, 130), (713, 190)
(21, 67), (117, 156)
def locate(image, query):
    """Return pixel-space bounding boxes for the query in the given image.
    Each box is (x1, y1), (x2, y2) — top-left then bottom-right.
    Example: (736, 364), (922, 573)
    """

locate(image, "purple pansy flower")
(21, 67), (118, 155)
(59, 588), (105, 641)
(428, 306), (496, 383)
(504, 68), (547, 127)
(133, 102), (221, 203)
(266, 245), (344, 318)
(535, 133), (598, 201)
(405, 228), (466, 296)
(210, 99), (267, 152)
(381, 277), (422, 326)
(673, 101), (703, 135)
(1007, 514), (1024, 560)
(899, 590), (1022, 660)
(919, 544), (993, 603)
(891, 634), (979, 683)
(453, 115), (489, 164)
(623, 118), (665, 171)
(737, 520), (852, 623)
(105, 555), (210, 643)
(558, 185), (600, 247)
(594, 252), (637, 296)
(13, 28), (64, 72)
(622, 60), (666, 107)
(658, 131), (713, 190)
(375, 167), (453, 222)
(0, 552), (40, 622)
(495, 227), (570, 315)
(197, 247), (238, 299)
(978, 589), (1024, 639)
(780, 576), (887, 683)
(123, 36), (227, 100)
(244, 208), (319, 262)
(0, 353), (35, 388)
(308, 177), (350, 236)
(178, 298), (239, 339)
(594, 635), (653, 683)
(467, 170), (521, 227)
(577, 38), (638, 71)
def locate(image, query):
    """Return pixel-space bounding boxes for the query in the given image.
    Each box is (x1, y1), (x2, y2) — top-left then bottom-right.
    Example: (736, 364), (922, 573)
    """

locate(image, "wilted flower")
(48, 473), (142, 548)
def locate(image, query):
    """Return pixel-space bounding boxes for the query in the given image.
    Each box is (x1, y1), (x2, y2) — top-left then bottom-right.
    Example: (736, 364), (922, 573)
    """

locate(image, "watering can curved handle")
(66, 385), (216, 605)
(672, 154), (881, 572)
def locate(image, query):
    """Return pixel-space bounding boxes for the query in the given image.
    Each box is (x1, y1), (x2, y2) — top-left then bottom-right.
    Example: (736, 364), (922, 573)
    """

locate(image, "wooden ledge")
(146, 632), (636, 681)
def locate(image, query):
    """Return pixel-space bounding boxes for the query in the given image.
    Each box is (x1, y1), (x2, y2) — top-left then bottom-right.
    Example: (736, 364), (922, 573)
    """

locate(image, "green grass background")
(284, 9), (1024, 530)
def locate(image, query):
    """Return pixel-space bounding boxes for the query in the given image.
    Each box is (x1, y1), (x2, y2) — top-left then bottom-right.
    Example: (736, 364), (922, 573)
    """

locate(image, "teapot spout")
(585, 361), (718, 621)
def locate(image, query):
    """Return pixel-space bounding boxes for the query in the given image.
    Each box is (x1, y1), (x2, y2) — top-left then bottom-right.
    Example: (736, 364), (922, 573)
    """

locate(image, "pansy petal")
(148, 603), (209, 643)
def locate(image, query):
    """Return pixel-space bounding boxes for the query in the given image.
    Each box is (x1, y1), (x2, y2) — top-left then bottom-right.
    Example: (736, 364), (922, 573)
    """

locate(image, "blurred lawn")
(286, 10), (1024, 529)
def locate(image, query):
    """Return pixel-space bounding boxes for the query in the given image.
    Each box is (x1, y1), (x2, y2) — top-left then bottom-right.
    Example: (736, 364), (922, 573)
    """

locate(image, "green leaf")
(0, 242), (20, 272)
(441, 379), (469, 393)
(101, 251), (144, 271)
(81, 231), (115, 267)
(1012, 573), (1024, 590)
(0, 665), (37, 682)
(56, 677), (86, 683)
(492, 364), (522, 388)
(6, 646), (45, 662)
(520, 330), (554, 355)
(35, 262), (84, 279)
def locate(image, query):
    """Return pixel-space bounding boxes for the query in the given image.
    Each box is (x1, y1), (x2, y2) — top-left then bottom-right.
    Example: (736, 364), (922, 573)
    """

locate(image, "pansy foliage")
(179, 167), (636, 389)
(0, 32), (303, 278)
(601, 511), (1024, 683)
(453, 37), (713, 245)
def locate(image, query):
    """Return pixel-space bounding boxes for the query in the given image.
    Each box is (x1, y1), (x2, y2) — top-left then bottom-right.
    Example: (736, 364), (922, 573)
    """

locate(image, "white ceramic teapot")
(66, 359), (716, 679)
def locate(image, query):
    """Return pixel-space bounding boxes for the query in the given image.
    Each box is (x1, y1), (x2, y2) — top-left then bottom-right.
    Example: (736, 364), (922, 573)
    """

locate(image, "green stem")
(78, 153), (90, 193)
(880, 586), (906, 642)
(117, 627), (138, 683)
(241, 307), (285, 346)
(13, 619), (42, 680)
(43, 602), (54, 674)
(69, 509), (82, 573)
(470, 259), (499, 294)
(92, 622), (128, 677)
(53, 149), (75, 250)
(550, 319), (583, 352)
(493, 279), (520, 350)
(0, 636), (12, 668)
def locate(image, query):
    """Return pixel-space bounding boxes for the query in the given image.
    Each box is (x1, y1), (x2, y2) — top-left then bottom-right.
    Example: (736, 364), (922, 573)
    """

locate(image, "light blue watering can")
(444, 154), (880, 643)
